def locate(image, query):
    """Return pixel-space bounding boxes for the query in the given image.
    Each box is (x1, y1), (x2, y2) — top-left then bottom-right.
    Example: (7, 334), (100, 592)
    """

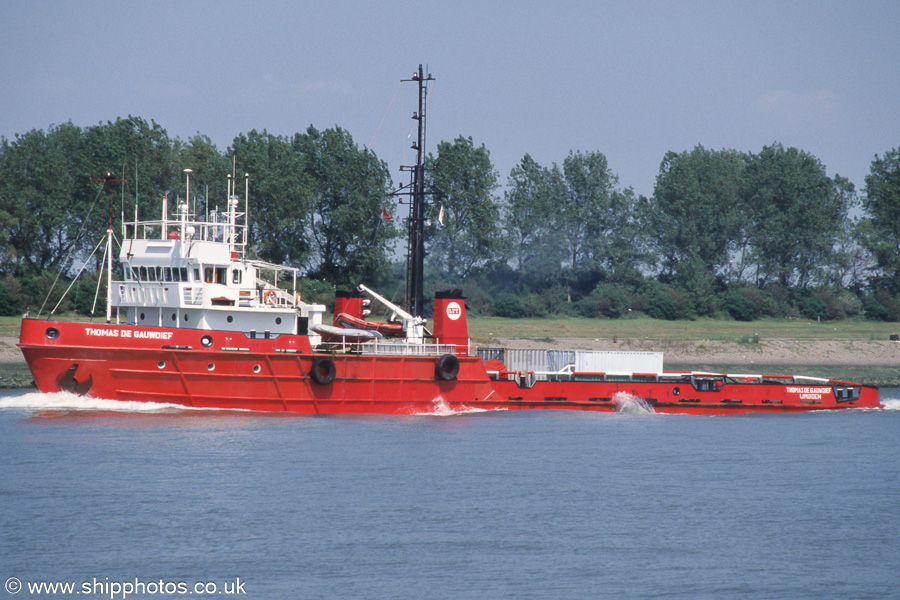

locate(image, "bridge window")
(181, 267), (188, 281)
(232, 269), (242, 284)
(204, 267), (227, 284)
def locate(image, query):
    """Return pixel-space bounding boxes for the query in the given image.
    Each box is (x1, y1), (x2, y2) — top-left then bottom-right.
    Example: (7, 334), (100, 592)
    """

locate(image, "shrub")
(874, 290), (900, 321)
(520, 293), (548, 318)
(722, 292), (755, 321)
(0, 280), (18, 316)
(863, 295), (889, 321)
(573, 297), (598, 318)
(798, 295), (828, 320)
(71, 278), (102, 316)
(299, 278), (335, 307)
(491, 294), (525, 318)
(819, 288), (862, 320)
(591, 284), (631, 318)
(646, 290), (678, 320)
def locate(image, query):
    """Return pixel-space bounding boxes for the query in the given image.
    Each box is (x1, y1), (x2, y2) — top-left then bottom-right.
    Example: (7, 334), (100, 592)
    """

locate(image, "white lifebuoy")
(263, 290), (277, 305)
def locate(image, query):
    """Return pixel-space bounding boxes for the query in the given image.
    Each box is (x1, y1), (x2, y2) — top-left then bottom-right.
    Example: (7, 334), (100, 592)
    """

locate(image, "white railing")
(319, 339), (459, 357)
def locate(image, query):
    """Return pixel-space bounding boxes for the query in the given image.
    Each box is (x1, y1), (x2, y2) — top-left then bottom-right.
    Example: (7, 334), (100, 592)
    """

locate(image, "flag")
(382, 207), (392, 220)
(438, 205), (445, 226)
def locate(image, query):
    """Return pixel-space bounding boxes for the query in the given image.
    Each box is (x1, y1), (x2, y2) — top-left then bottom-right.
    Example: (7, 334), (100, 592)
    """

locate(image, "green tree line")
(1, 116), (899, 322)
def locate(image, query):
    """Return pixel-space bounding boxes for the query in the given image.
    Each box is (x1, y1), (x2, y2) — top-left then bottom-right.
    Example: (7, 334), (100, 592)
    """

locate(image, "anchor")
(57, 363), (93, 395)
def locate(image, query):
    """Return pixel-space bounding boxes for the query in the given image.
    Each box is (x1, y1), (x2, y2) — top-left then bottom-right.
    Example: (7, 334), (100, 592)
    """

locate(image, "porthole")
(158, 360), (166, 369)
(673, 387), (681, 396)
(184, 314), (189, 321)
(140, 312), (145, 320)
(253, 364), (261, 374)
(207, 363), (215, 371)
(227, 315), (234, 323)
(200, 335), (213, 347)
(171, 313), (177, 321)
(275, 317), (282, 325)
(45, 327), (60, 340)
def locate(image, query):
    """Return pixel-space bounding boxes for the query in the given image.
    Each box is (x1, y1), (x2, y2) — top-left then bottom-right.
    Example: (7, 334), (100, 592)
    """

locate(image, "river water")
(1, 387), (898, 599)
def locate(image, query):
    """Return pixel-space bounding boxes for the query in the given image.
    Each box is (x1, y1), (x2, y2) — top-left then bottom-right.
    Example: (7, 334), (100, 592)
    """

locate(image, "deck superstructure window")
(232, 269), (242, 284)
(204, 267), (227, 284)
(181, 267), (188, 281)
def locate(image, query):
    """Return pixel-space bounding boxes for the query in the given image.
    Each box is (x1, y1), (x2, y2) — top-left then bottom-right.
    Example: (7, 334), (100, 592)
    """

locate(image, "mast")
(401, 64), (434, 318)
(92, 172), (126, 323)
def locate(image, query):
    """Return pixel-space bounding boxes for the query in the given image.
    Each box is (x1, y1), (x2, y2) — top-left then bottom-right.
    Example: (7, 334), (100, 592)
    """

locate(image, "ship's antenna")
(400, 64), (434, 318)
(121, 162), (126, 237)
(90, 172), (126, 322)
(184, 168), (193, 220)
(244, 173), (249, 256)
(134, 159), (139, 234)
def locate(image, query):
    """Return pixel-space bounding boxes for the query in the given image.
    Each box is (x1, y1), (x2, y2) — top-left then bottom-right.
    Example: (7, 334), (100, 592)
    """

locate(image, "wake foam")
(880, 398), (900, 411)
(613, 391), (656, 414)
(0, 391), (198, 413)
(416, 396), (499, 416)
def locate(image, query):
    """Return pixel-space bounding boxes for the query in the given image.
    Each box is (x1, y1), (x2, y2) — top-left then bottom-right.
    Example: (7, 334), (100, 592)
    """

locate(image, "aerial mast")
(401, 64), (434, 318)
(91, 172), (126, 323)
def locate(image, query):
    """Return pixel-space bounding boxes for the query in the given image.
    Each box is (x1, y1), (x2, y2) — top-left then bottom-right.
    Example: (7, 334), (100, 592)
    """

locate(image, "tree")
(0, 123), (87, 275)
(425, 136), (501, 278)
(231, 130), (311, 267)
(502, 154), (566, 286)
(292, 126), (397, 285)
(556, 150), (645, 294)
(80, 116), (181, 238)
(650, 146), (747, 285)
(863, 148), (900, 291)
(743, 144), (854, 288)
(177, 133), (229, 216)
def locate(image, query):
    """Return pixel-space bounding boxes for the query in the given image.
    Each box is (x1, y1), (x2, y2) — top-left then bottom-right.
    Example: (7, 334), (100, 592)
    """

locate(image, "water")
(2, 388), (898, 600)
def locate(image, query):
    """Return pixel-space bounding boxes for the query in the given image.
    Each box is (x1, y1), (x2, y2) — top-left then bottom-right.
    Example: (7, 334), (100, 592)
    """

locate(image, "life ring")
(309, 357), (336, 385)
(263, 290), (277, 305)
(435, 353), (460, 381)
(295, 291), (302, 306)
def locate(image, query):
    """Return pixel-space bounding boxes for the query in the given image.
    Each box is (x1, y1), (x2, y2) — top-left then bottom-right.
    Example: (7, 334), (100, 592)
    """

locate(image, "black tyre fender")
(309, 356), (337, 385)
(435, 353), (460, 381)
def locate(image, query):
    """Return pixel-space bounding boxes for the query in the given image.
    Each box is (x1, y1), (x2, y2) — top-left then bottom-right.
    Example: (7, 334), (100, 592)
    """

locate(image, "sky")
(1, 0), (898, 199)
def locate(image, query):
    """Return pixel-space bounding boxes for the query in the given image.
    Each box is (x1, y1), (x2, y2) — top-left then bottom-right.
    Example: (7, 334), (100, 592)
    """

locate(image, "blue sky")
(1, 0), (898, 198)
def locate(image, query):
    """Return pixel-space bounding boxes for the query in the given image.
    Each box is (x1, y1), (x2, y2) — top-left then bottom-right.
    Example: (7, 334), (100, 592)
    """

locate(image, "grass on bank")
(467, 315), (900, 344)
(3, 313), (899, 342)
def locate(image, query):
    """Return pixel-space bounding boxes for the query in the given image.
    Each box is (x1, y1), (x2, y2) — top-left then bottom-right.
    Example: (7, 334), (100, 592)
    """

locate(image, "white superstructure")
(110, 175), (326, 343)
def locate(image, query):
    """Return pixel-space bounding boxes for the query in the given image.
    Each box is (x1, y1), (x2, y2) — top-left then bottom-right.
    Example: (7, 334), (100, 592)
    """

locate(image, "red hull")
(18, 319), (882, 415)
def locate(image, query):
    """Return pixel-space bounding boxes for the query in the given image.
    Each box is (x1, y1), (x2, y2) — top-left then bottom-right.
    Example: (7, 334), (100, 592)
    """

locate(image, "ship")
(17, 66), (881, 414)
